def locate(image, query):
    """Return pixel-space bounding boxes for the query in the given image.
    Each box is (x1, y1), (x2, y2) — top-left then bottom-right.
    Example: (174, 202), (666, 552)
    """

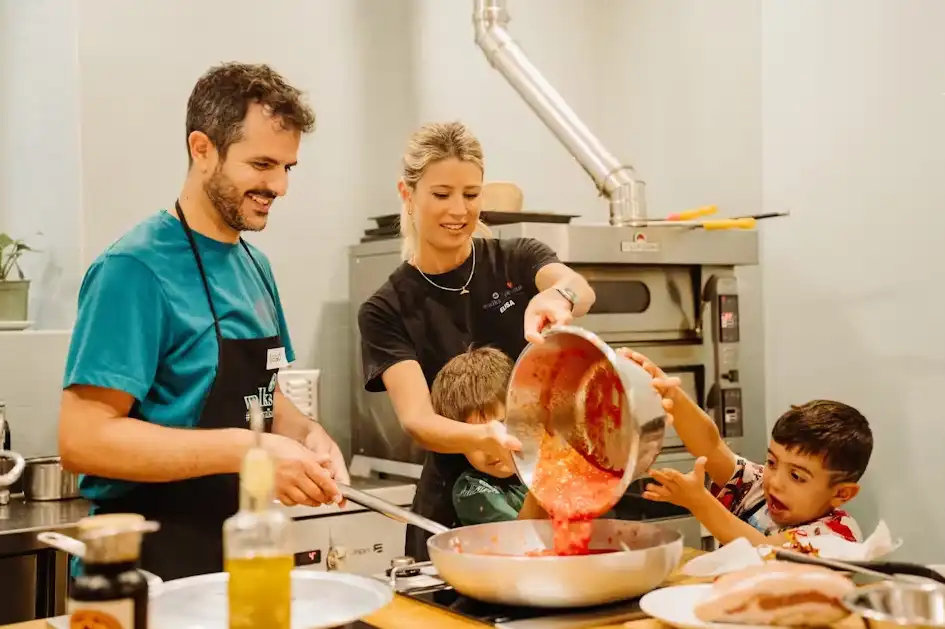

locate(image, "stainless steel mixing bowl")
(505, 325), (667, 514)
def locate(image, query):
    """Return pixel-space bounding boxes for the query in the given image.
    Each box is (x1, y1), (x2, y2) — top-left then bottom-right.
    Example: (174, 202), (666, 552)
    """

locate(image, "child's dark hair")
(430, 347), (513, 422)
(771, 400), (873, 483)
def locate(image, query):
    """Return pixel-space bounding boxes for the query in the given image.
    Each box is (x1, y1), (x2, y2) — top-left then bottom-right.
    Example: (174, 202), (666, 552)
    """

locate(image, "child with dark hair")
(627, 351), (873, 547)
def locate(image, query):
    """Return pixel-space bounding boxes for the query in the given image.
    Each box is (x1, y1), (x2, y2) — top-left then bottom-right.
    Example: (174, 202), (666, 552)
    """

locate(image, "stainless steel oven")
(570, 267), (747, 453)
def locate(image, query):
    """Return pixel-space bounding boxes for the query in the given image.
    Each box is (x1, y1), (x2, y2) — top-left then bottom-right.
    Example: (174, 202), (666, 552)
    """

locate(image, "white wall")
(413, 0), (608, 218)
(2, 0), (940, 561)
(0, 0), (82, 329)
(760, 0), (945, 562)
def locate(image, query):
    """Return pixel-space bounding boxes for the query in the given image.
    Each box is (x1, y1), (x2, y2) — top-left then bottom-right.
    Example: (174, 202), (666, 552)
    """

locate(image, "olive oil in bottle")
(223, 398), (293, 629)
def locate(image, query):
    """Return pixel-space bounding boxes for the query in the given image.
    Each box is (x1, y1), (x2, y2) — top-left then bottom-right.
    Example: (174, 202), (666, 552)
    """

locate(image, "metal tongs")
(760, 544), (945, 586)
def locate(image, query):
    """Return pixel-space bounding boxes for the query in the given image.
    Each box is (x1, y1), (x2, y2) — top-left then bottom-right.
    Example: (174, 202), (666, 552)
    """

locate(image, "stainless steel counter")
(0, 474), (414, 554)
(0, 496), (87, 625)
(0, 495), (90, 555)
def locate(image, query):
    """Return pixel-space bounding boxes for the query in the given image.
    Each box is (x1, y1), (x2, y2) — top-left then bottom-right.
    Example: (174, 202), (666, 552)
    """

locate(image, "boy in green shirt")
(431, 347), (529, 525)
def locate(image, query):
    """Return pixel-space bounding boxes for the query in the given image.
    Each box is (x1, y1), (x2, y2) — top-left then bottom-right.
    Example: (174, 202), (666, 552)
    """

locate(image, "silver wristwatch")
(554, 286), (577, 311)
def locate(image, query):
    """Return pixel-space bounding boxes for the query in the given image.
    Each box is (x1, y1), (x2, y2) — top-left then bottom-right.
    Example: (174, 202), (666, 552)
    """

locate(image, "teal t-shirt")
(452, 470), (528, 525)
(63, 210), (295, 502)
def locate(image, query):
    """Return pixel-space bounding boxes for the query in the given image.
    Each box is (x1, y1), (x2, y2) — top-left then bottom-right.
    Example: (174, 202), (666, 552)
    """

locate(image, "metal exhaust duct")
(473, 0), (647, 225)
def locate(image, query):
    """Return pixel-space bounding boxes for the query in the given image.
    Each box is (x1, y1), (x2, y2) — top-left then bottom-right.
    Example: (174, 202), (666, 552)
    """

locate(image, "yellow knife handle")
(701, 218), (757, 230)
(680, 205), (718, 221)
(669, 205), (718, 221)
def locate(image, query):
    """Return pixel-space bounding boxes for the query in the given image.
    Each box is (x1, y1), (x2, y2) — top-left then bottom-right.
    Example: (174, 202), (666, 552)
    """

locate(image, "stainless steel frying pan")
(341, 484), (683, 608)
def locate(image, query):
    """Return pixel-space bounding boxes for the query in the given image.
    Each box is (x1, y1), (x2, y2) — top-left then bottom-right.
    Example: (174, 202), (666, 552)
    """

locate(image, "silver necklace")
(413, 244), (476, 295)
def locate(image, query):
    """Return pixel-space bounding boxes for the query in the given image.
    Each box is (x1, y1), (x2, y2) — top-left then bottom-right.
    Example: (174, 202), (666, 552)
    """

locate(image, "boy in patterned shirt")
(626, 350), (873, 548)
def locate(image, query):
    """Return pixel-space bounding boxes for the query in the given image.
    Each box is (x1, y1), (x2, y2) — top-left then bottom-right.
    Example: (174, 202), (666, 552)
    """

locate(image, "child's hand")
(618, 349), (681, 395)
(643, 456), (710, 510)
(617, 348), (681, 425)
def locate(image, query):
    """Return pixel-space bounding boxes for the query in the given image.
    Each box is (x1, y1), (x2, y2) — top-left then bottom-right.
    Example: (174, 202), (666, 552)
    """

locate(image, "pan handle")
(763, 546), (945, 585)
(339, 483), (450, 536)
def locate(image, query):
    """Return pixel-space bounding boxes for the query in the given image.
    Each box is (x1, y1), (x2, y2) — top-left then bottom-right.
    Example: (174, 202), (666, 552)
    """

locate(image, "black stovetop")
(401, 587), (645, 627)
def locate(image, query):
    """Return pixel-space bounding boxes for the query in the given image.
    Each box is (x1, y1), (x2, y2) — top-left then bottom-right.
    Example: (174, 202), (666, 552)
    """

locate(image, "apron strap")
(176, 200), (223, 342)
(174, 201), (278, 338)
(239, 239), (277, 305)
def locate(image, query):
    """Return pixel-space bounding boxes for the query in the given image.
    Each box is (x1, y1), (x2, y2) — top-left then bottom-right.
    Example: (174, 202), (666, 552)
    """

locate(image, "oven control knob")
(391, 556), (415, 571)
(326, 546), (348, 571)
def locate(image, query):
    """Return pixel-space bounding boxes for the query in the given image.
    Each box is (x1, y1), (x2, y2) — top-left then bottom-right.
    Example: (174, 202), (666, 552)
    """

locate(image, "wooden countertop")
(2, 548), (866, 629)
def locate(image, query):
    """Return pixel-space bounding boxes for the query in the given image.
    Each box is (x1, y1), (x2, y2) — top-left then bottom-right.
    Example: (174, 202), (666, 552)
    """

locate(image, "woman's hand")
(523, 289), (574, 344)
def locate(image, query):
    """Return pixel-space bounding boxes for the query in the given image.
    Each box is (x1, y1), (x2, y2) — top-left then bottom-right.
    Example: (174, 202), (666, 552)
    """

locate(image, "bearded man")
(58, 63), (348, 580)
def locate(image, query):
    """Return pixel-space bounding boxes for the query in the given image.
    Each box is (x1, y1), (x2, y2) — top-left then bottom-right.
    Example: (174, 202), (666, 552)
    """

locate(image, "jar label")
(67, 598), (135, 629)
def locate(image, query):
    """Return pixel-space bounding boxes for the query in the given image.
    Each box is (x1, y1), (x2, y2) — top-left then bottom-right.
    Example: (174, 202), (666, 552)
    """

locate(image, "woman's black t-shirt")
(357, 237), (560, 559)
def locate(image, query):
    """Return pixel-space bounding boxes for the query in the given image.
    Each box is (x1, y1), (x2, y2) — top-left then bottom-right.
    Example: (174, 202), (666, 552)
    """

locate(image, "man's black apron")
(94, 201), (284, 580)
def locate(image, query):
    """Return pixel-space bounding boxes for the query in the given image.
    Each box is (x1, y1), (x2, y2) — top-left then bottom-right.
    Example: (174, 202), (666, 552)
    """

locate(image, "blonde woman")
(357, 121), (595, 560)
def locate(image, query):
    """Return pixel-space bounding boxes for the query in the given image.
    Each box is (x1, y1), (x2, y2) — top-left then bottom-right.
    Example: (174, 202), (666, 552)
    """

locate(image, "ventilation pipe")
(473, 0), (647, 225)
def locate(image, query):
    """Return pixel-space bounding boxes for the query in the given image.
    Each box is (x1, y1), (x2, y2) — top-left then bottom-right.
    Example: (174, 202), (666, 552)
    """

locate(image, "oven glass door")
(573, 265), (701, 342)
(660, 368), (700, 449)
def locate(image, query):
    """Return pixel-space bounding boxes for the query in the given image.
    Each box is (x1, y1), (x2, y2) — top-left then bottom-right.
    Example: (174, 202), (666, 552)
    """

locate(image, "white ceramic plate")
(640, 584), (774, 629)
(47, 570), (394, 629)
(0, 320), (32, 331)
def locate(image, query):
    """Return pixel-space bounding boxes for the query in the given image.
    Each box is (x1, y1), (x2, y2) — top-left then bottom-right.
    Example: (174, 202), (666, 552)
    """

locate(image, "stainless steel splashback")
(348, 225), (764, 466)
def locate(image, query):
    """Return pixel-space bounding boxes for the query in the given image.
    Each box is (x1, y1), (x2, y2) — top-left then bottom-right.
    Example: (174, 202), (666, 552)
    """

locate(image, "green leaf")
(0, 233), (12, 249)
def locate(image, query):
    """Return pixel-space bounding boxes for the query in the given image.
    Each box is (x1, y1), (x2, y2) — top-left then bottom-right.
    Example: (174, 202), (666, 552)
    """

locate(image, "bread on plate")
(693, 561), (855, 626)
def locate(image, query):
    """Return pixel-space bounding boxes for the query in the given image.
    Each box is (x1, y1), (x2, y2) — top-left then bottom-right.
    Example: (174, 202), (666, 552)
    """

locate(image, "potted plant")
(0, 232), (39, 322)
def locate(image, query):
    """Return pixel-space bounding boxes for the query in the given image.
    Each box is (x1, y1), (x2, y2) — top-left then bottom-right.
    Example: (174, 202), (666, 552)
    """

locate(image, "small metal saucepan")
(505, 325), (667, 515)
(339, 484), (683, 608)
(23, 456), (80, 501)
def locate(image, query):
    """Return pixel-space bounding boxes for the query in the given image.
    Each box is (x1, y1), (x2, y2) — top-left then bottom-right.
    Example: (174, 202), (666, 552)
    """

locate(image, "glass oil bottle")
(223, 398), (293, 629)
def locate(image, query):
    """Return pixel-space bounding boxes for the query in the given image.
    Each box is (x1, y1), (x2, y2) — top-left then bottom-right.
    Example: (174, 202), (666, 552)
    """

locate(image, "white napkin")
(804, 519), (902, 561)
(682, 537), (763, 577)
(682, 520), (902, 578)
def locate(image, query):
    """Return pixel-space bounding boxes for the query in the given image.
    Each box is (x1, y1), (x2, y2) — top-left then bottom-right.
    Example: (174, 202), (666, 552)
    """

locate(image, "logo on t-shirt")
(482, 281), (524, 313)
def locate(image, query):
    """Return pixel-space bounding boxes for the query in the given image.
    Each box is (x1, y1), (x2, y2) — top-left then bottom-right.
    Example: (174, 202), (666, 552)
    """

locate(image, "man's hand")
(303, 424), (350, 485)
(523, 289), (574, 344)
(261, 432), (342, 507)
(643, 456), (711, 511)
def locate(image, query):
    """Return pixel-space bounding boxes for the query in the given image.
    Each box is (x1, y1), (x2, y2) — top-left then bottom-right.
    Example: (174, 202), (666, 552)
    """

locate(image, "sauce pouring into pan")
(338, 483), (683, 608)
(338, 327), (679, 607)
(505, 325), (669, 555)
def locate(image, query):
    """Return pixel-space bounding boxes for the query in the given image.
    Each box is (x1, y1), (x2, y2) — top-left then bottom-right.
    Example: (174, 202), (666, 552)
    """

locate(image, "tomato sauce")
(523, 353), (629, 556)
(474, 548), (619, 557)
(461, 349), (630, 559)
(530, 432), (624, 555)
